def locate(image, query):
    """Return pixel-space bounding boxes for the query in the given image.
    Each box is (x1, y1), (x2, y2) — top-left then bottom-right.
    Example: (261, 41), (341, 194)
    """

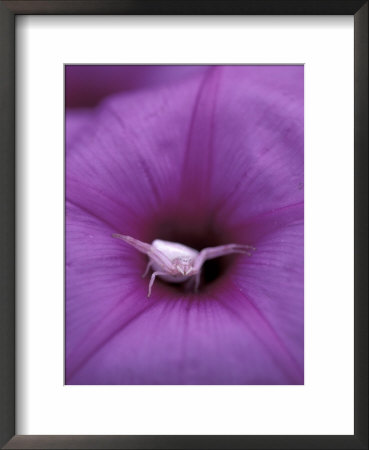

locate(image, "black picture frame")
(0, 1), (367, 449)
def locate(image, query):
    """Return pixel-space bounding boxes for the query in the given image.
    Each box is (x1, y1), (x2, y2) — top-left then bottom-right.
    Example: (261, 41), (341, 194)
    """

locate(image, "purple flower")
(66, 66), (304, 385)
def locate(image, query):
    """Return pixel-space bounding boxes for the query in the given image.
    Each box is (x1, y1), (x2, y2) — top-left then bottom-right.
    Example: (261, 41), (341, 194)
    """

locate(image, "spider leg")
(147, 246), (177, 274)
(193, 243), (254, 272)
(148, 271), (168, 297)
(113, 234), (177, 274)
(112, 234), (152, 254)
(142, 261), (152, 278)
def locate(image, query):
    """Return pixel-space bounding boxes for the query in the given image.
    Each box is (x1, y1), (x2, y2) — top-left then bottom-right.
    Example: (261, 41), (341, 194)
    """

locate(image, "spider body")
(112, 234), (254, 297)
(150, 240), (198, 282)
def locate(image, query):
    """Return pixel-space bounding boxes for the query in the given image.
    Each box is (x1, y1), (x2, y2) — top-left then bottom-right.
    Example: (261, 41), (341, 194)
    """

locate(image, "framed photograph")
(1, 1), (367, 449)
(65, 63), (305, 387)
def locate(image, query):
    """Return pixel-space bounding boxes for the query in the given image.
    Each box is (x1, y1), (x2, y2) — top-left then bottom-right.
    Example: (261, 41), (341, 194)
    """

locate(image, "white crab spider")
(112, 234), (255, 297)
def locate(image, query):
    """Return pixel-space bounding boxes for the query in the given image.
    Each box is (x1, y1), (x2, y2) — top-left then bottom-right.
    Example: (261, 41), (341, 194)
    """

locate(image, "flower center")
(142, 215), (242, 294)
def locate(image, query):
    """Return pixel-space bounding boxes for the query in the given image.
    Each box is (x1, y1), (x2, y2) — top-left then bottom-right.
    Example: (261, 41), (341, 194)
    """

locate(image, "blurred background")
(65, 65), (208, 108)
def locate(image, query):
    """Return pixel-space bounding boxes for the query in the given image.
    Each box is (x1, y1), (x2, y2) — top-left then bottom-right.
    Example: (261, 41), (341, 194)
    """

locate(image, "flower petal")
(210, 66), (303, 225)
(68, 281), (302, 385)
(67, 198), (302, 385)
(66, 201), (153, 381)
(232, 212), (304, 372)
(66, 109), (94, 150)
(66, 75), (208, 235)
(174, 66), (304, 225)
